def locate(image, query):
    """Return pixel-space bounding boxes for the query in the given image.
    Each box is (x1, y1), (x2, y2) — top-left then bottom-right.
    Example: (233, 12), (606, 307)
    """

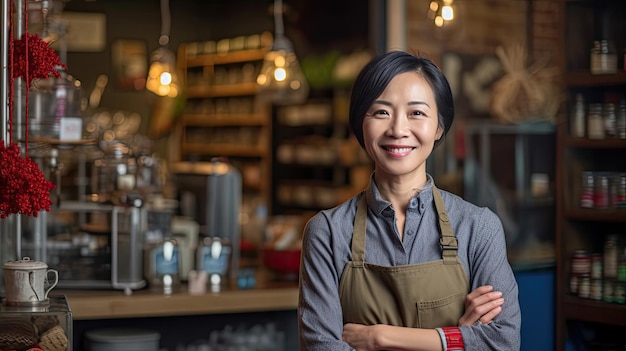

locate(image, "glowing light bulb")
(160, 71), (172, 85)
(442, 5), (454, 20)
(274, 67), (287, 82)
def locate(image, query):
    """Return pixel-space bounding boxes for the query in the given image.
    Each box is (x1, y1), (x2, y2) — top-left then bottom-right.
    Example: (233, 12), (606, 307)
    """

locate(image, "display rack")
(556, 1), (626, 349)
(270, 89), (371, 217)
(175, 34), (273, 217)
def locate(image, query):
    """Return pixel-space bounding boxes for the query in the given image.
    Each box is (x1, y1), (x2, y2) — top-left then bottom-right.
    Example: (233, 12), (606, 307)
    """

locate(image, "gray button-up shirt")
(298, 175), (521, 350)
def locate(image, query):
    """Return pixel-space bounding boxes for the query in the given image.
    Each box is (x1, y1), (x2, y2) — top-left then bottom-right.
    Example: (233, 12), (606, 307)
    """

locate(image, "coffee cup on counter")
(2, 257), (59, 306)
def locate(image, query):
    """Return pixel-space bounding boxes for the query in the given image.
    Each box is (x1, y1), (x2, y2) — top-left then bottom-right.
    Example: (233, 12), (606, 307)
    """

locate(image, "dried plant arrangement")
(490, 43), (561, 124)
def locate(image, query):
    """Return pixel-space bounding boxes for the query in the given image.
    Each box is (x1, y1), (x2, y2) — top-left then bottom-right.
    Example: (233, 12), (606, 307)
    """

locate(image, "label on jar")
(615, 174), (626, 208)
(572, 250), (591, 275)
(588, 104), (605, 139)
(154, 245), (180, 275)
(591, 279), (603, 300)
(579, 275), (591, 299)
(604, 235), (619, 279)
(200, 245), (231, 275)
(595, 174), (610, 209)
(591, 254), (603, 279)
(581, 172), (595, 208)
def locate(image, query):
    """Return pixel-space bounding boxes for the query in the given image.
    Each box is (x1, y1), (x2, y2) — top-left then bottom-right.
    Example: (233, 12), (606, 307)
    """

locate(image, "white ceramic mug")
(3, 257), (59, 305)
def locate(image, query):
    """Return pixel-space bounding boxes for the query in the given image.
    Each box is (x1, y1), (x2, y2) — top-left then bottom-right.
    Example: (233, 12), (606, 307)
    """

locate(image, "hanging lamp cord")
(159, 0), (171, 46)
(274, 0), (284, 37)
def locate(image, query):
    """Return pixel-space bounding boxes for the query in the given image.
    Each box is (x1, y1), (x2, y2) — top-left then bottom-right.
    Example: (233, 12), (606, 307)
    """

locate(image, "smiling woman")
(298, 50), (521, 351)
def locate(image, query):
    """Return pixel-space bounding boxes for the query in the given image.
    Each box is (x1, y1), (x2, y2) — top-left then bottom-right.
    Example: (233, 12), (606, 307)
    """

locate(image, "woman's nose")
(385, 115), (409, 138)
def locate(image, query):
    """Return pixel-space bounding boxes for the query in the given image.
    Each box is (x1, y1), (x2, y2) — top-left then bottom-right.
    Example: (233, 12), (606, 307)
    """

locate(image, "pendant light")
(256, 0), (309, 105)
(146, 0), (179, 98)
(428, 0), (455, 28)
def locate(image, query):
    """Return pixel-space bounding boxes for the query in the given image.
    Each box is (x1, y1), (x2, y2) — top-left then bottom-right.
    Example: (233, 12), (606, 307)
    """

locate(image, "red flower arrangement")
(12, 32), (66, 85)
(0, 143), (55, 218)
(1, 1), (64, 219)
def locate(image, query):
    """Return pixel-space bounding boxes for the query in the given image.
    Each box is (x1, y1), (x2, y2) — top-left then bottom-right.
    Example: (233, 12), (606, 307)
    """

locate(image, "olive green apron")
(339, 186), (470, 329)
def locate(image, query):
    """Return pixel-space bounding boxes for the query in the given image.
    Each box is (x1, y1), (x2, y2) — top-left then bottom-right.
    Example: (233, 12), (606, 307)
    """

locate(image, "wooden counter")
(59, 284), (299, 320)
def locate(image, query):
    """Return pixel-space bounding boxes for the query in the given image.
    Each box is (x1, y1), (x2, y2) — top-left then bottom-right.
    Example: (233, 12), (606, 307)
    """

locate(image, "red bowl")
(262, 248), (302, 274)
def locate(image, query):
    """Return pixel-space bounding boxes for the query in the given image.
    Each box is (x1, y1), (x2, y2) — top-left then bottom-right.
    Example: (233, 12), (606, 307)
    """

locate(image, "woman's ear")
(435, 125), (444, 140)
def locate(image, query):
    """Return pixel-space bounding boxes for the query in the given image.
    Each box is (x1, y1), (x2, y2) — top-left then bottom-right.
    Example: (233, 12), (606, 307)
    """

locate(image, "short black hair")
(348, 50), (454, 149)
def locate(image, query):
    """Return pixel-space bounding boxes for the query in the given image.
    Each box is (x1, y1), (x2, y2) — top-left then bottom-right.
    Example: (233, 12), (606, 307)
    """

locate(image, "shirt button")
(409, 198), (418, 208)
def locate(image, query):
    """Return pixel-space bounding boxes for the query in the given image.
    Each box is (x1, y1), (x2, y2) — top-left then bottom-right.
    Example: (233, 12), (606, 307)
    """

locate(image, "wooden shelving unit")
(556, 1), (626, 349)
(175, 36), (273, 214)
(270, 89), (372, 217)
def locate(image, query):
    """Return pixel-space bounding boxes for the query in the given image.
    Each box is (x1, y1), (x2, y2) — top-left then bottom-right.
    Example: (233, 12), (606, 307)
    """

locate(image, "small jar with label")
(571, 93), (586, 138)
(145, 238), (181, 295)
(588, 103), (605, 139)
(591, 254), (603, 280)
(196, 236), (232, 292)
(603, 103), (617, 138)
(619, 249), (626, 282)
(614, 173), (626, 208)
(590, 40), (618, 75)
(617, 99), (626, 139)
(572, 250), (591, 276)
(581, 172), (595, 208)
(578, 274), (591, 299)
(595, 173), (610, 209)
(591, 279), (603, 301)
(604, 234), (619, 279)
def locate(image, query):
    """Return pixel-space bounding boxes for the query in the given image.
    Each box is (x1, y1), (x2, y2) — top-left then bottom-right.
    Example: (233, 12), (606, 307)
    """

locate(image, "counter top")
(59, 283), (299, 320)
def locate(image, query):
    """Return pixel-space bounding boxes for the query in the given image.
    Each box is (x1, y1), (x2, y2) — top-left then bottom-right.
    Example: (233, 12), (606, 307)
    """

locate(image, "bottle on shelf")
(571, 93), (586, 138)
(617, 98), (626, 139)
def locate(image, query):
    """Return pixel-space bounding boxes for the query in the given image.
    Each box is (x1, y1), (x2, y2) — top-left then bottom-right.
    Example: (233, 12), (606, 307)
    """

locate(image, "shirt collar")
(364, 173), (436, 216)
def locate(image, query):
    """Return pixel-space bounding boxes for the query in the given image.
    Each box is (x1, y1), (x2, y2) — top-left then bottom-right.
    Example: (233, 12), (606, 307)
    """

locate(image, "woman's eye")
(408, 110), (425, 118)
(372, 110), (391, 118)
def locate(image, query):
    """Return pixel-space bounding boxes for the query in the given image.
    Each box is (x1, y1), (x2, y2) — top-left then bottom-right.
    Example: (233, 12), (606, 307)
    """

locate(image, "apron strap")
(432, 186), (458, 265)
(352, 194), (368, 263)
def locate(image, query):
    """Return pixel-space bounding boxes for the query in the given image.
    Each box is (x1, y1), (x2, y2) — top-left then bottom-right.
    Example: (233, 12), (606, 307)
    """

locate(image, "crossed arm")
(342, 285), (504, 351)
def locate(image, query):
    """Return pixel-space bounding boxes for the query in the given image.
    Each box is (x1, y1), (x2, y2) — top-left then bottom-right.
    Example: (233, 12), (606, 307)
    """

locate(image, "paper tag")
(59, 117), (83, 141)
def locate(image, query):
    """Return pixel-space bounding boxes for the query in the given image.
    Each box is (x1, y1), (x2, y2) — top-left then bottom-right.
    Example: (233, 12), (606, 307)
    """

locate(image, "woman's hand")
(458, 285), (504, 326)
(343, 323), (379, 351)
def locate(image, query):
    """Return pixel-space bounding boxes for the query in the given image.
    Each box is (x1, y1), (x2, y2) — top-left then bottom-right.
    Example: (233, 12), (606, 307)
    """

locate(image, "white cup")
(3, 257), (59, 305)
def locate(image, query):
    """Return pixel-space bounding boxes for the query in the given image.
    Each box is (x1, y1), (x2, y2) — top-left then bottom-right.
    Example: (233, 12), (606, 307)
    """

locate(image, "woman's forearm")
(343, 324), (443, 351)
(377, 325), (443, 351)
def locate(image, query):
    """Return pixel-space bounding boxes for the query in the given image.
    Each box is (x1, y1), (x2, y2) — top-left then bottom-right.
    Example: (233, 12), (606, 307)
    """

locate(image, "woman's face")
(362, 72), (443, 181)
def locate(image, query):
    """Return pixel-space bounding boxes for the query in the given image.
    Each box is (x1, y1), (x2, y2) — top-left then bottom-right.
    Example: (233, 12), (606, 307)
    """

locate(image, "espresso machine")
(171, 159), (242, 285)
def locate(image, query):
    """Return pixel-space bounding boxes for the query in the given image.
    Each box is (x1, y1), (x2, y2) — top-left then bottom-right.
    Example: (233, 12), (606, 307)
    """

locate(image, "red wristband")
(441, 327), (464, 351)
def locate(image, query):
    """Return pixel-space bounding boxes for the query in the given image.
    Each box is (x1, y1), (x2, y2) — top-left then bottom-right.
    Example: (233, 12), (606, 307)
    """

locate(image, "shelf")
(564, 71), (626, 88)
(563, 137), (626, 148)
(556, 0), (626, 348)
(182, 143), (267, 157)
(562, 295), (626, 327)
(182, 113), (268, 127)
(185, 49), (267, 68)
(564, 208), (626, 222)
(176, 36), (272, 216)
(186, 82), (259, 98)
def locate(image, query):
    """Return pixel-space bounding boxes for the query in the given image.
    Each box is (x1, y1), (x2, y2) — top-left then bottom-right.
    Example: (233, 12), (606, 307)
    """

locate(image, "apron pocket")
(416, 291), (465, 329)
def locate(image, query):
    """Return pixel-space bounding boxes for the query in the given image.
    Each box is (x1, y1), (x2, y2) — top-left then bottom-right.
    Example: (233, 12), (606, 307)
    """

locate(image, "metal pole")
(1, 0), (10, 143)
(14, 0), (24, 144)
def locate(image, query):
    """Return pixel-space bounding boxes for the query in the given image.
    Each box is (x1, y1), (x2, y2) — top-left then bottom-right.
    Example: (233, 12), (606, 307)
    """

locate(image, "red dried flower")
(0, 142), (56, 218)
(12, 32), (67, 85)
